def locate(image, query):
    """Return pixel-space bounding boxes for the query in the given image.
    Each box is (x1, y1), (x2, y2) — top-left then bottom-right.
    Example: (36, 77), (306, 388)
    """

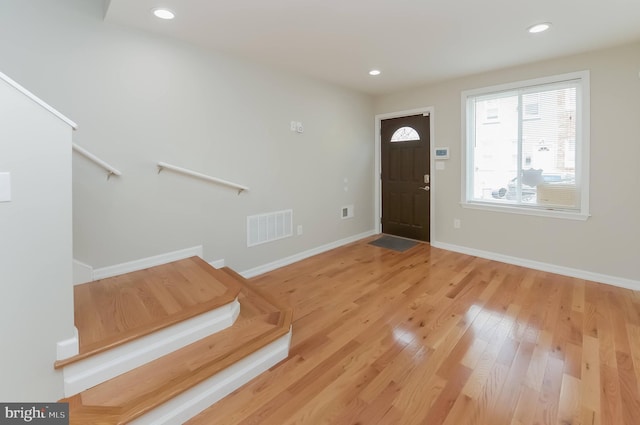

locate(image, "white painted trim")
(460, 202), (590, 221)
(374, 107), (435, 238)
(91, 245), (204, 281)
(209, 259), (225, 269)
(63, 299), (240, 397)
(56, 327), (79, 361)
(72, 259), (93, 285)
(129, 329), (291, 425)
(460, 70), (591, 220)
(0, 71), (77, 129)
(431, 240), (640, 291)
(240, 230), (376, 279)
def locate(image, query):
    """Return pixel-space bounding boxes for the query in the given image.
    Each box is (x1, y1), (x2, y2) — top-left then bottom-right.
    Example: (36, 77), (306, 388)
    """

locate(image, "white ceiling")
(105, 0), (640, 95)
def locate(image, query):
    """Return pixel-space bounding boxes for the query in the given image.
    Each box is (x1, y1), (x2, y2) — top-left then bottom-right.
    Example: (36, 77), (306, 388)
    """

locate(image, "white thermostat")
(434, 147), (449, 159)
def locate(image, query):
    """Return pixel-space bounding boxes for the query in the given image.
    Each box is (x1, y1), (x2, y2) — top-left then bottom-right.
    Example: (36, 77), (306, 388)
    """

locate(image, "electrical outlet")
(453, 218), (461, 229)
(297, 225), (303, 235)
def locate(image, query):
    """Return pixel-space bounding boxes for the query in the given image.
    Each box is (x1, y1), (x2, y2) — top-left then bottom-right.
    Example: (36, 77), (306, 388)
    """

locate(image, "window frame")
(460, 71), (590, 220)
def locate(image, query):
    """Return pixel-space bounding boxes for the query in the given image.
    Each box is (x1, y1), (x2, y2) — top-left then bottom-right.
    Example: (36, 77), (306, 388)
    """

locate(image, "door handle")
(419, 185), (430, 191)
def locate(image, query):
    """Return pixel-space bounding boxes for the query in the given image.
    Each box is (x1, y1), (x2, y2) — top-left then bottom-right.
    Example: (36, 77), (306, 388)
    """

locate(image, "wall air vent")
(247, 209), (293, 247)
(341, 205), (354, 219)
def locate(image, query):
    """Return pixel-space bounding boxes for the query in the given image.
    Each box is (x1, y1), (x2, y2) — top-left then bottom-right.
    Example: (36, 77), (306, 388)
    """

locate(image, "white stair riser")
(63, 299), (240, 396)
(130, 329), (292, 425)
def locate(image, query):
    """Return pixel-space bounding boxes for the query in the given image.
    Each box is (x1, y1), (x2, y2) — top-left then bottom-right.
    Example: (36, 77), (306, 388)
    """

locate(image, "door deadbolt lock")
(424, 174), (430, 184)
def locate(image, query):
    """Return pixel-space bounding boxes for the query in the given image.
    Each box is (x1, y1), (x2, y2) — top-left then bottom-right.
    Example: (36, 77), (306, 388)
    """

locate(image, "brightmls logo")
(0, 403), (68, 424)
(4, 406), (46, 422)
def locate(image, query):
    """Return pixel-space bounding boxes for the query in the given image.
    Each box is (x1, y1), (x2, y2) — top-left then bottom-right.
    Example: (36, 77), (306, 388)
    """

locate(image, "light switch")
(435, 161), (445, 170)
(0, 172), (11, 202)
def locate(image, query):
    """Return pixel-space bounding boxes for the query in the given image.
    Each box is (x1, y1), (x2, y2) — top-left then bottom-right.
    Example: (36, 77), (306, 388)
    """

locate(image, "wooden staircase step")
(56, 257), (241, 368)
(220, 269), (289, 317)
(63, 267), (293, 424)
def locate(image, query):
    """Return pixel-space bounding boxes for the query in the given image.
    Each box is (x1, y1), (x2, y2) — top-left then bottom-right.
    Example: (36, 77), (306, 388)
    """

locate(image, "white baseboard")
(76, 230), (375, 283)
(209, 259), (225, 269)
(63, 299), (240, 397)
(431, 240), (640, 291)
(240, 230), (376, 279)
(130, 329), (292, 425)
(56, 327), (79, 361)
(91, 246), (204, 281)
(72, 259), (93, 285)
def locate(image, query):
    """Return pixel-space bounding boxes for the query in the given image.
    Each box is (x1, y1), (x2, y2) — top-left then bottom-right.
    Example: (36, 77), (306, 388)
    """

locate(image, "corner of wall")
(56, 327), (79, 361)
(73, 259), (93, 285)
(102, 0), (112, 19)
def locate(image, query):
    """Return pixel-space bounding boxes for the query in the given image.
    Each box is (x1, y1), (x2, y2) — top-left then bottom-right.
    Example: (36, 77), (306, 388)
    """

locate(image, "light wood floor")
(187, 237), (640, 425)
(64, 267), (291, 424)
(60, 256), (240, 367)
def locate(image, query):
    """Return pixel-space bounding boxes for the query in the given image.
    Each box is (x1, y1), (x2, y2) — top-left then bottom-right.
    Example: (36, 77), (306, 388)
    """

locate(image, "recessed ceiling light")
(369, 69), (381, 76)
(528, 22), (551, 34)
(153, 8), (175, 20)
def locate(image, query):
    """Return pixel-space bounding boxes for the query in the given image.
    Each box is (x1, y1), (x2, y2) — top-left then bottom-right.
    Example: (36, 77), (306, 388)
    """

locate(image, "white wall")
(375, 42), (640, 284)
(0, 0), (375, 271)
(0, 78), (74, 400)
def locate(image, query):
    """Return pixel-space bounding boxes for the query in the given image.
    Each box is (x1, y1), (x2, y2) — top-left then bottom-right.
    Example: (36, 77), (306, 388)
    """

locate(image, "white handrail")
(72, 143), (121, 180)
(157, 162), (249, 194)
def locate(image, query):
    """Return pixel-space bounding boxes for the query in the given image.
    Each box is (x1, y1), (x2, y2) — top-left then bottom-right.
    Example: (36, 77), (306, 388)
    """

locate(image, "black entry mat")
(369, 235), (419, 252)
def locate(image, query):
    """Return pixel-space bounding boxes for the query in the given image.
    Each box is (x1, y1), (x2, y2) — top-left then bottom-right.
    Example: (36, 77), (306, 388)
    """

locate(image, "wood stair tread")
(219, 267), (293, 328)
(63, 267), (292, 424)
(57, 257), (241, 368)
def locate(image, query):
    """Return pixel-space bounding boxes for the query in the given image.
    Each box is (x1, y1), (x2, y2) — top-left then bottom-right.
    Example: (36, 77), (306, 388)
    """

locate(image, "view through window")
(463, 72), (589, 217)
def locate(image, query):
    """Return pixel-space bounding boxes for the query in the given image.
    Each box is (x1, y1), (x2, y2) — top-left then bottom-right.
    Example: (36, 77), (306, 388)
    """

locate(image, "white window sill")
(461, 201), (590, 221)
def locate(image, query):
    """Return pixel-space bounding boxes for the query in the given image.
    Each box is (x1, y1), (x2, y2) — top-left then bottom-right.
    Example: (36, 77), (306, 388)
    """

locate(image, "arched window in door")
(390, 126), (420, 142)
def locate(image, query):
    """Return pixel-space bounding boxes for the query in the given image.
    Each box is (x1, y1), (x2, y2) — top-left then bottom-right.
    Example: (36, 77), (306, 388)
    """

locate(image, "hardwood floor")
(187, 237), (640, 425)
(63, 267), (291, 424)
(57, 256), (240, 367)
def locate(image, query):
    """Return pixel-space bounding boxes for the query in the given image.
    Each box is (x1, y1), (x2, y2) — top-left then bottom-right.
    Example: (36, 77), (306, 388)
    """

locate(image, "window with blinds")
(462, 71), (590, 219)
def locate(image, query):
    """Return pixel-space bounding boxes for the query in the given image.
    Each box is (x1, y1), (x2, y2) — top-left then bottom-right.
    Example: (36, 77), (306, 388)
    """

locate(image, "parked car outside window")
(491, 170), (574, 202)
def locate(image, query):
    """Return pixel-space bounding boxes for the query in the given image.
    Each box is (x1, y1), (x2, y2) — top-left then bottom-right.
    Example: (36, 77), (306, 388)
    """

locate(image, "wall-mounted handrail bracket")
(73, 143), (121, 180)
(157, 161), (249, 194)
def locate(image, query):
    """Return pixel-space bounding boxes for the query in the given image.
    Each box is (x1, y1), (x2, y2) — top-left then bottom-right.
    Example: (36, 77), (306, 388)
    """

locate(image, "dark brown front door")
(381, 114), (430, 241)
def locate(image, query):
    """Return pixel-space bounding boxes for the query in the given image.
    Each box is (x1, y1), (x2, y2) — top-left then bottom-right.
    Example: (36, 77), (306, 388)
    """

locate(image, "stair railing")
(157, 162), (249, 194)
(72, 143), (121, 180)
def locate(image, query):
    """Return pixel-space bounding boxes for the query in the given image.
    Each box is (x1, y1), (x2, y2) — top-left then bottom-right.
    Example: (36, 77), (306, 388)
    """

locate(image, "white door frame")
(374, 106), (435, 237)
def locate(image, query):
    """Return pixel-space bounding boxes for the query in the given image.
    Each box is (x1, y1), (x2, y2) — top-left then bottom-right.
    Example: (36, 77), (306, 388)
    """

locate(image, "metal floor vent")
(247, 209), (293, 247)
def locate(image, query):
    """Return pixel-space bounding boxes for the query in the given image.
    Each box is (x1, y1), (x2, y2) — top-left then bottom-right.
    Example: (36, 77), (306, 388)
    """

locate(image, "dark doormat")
(369, 235), (419, 252)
